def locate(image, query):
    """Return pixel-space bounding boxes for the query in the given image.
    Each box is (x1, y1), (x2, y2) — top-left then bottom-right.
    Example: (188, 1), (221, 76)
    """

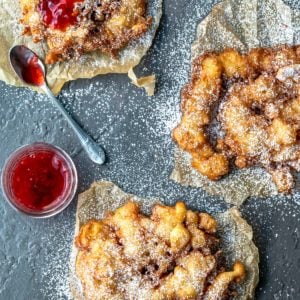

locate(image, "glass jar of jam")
(1, 142), (77, 218)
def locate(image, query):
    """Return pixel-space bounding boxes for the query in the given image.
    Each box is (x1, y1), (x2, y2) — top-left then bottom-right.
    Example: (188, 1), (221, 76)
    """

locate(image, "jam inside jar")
(1, 143), (77, 217)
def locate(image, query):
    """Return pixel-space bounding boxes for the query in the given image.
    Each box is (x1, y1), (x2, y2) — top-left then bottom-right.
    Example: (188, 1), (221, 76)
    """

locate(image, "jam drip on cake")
(38, 0), (83, 30)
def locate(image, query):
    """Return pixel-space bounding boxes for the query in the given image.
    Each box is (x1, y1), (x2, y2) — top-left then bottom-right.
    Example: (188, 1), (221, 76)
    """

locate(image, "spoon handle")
(42, 85), (105, 165)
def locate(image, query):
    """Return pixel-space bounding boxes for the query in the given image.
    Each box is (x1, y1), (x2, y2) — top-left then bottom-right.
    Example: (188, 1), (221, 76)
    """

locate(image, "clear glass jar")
(1, 142), (78, 218)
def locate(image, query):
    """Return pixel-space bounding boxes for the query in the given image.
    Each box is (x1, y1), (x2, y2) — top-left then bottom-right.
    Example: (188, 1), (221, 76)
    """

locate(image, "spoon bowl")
(9, 45), (45, 86)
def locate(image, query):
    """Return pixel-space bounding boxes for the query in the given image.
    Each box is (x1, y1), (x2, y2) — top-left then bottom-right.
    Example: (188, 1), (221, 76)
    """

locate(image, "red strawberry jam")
(39, 0), (83, 31)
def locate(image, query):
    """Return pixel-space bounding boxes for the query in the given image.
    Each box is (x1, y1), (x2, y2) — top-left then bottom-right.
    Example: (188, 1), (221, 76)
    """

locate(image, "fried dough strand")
(75, 201), (245, 299)
(173, 45), (300, 192)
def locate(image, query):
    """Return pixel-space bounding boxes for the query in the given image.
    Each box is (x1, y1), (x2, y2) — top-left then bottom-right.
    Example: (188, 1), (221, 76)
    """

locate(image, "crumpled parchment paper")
(69, 181), (259, 300)
(171, 0), (300, 205)
(0, 0), (162, 95)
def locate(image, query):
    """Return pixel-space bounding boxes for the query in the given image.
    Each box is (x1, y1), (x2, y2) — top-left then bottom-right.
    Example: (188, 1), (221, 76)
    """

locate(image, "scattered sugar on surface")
(39, 218), (74, 300)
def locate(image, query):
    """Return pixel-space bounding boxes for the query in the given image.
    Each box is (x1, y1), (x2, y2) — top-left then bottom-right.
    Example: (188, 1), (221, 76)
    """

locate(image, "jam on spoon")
(23, 55), (45, 86)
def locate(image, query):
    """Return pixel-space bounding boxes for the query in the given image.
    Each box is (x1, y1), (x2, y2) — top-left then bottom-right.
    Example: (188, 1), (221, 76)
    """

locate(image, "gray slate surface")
(0, 0), (300, 299)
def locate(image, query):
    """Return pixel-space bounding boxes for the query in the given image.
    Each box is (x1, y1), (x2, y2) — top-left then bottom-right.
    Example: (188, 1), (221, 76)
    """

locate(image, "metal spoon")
(9, 45), (105, 165)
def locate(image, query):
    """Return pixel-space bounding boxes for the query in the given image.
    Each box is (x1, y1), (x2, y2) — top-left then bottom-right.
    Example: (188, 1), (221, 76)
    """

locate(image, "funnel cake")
(75, 201), (246, 299)
(173, 45), (300, 193)
(20, 0), (152, 64)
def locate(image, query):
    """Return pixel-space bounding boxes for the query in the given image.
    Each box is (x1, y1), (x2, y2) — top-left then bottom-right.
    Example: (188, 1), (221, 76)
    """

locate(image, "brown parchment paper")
(69, 181), (259, 300)
(0, 0), (162, 95)
(171, 0), (300, 205)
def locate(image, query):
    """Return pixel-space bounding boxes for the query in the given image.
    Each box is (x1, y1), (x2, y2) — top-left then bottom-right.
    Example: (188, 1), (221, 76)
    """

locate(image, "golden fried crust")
(75, 201), (246, 300)
(173, 45), (300, 192)
(20, 0), (152, 64)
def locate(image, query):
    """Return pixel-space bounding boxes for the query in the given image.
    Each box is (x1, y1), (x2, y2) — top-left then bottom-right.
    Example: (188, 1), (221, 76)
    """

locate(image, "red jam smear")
(38, 0), (83, 31)
(22, 55), (44, 86)
(11, 150), (70, 211)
